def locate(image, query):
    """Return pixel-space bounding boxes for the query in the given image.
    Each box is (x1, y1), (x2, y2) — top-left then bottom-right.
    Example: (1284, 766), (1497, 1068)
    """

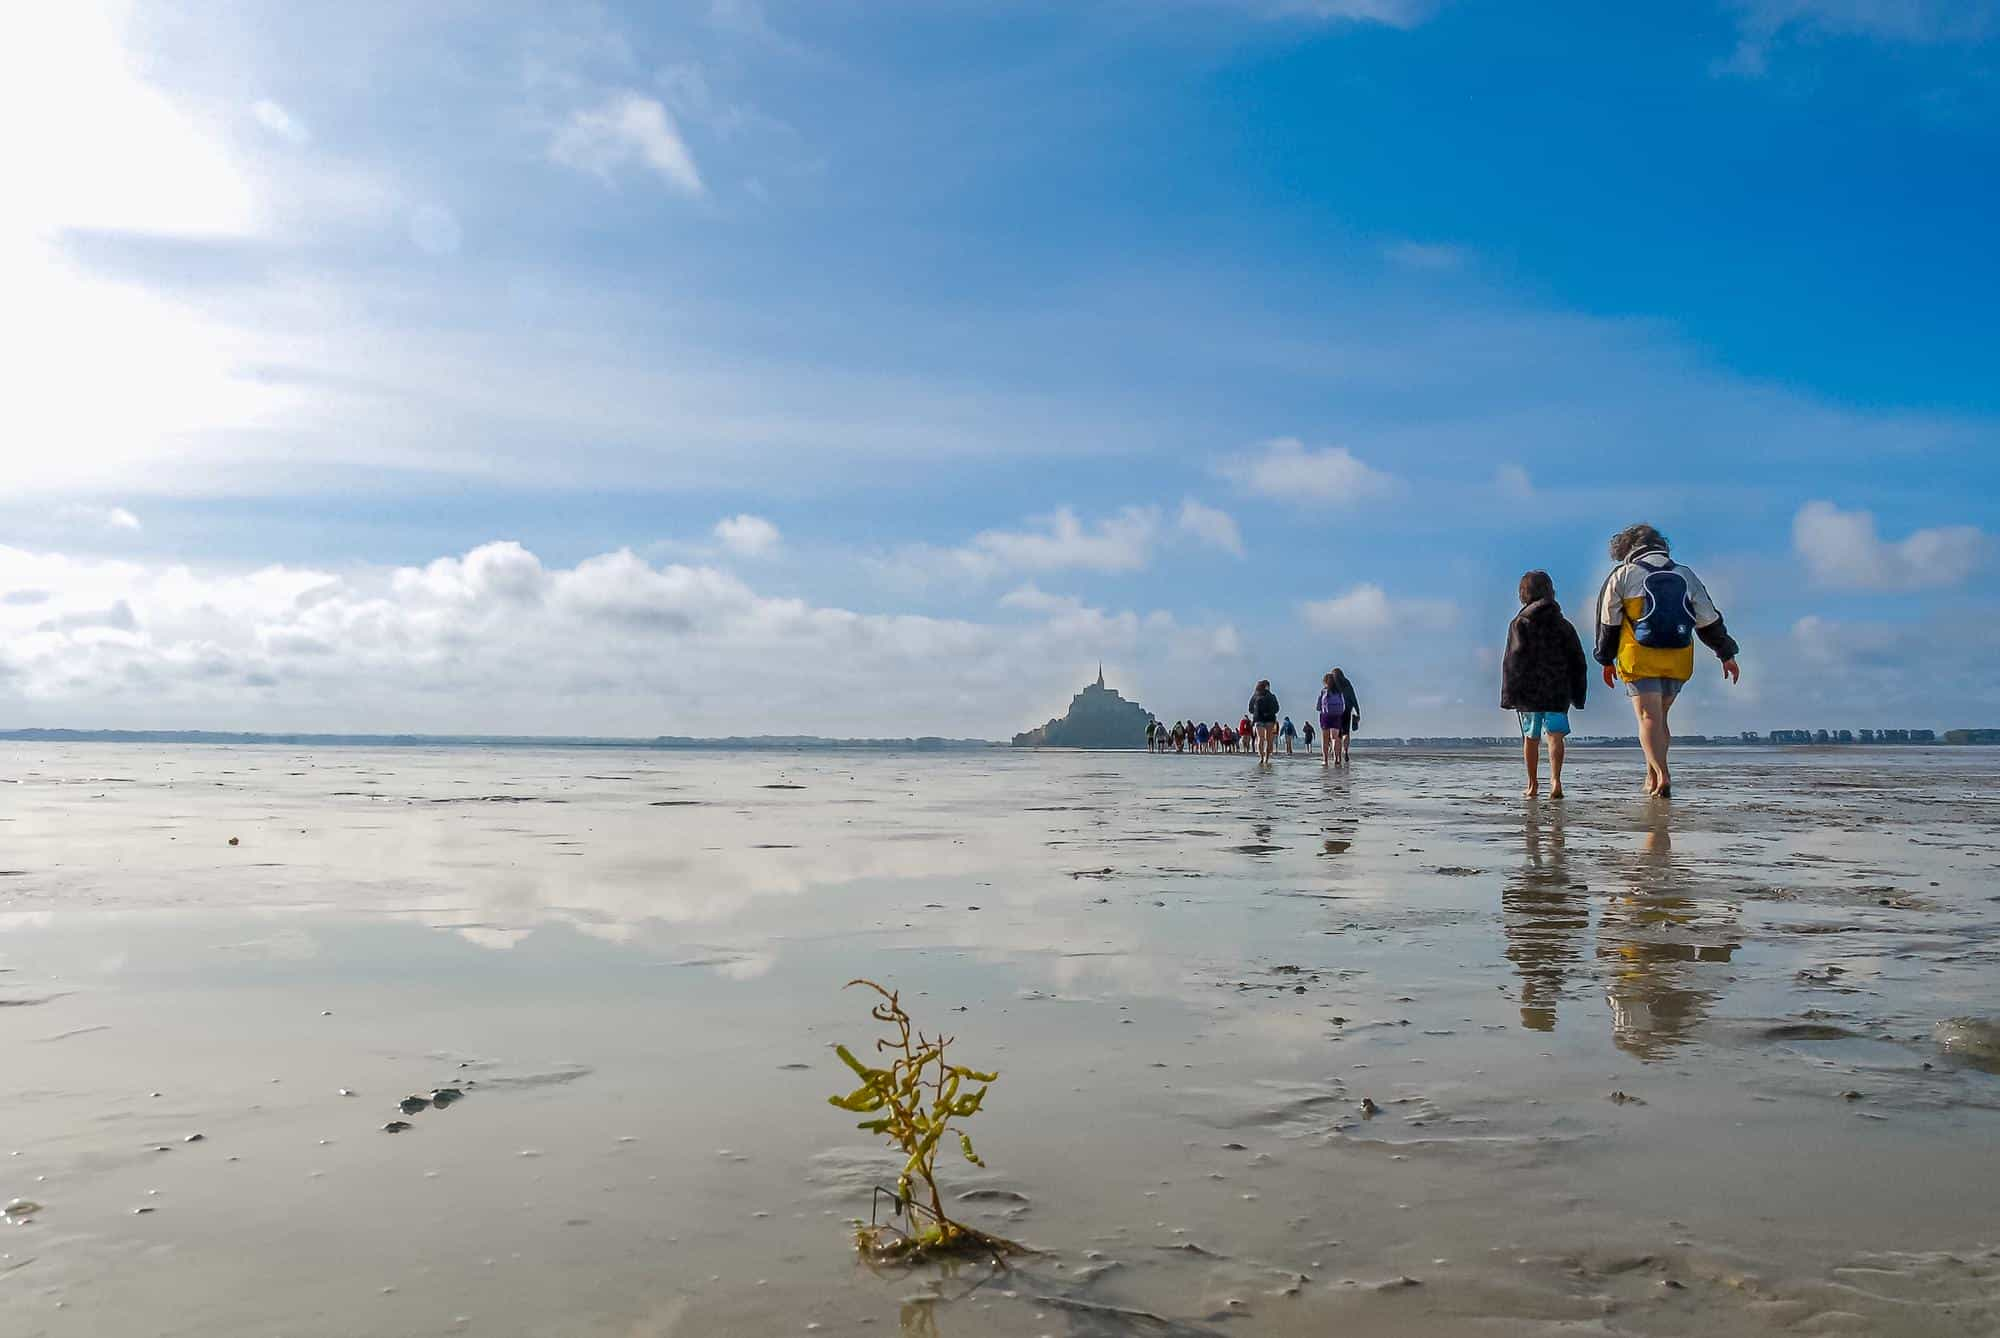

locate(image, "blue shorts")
(1518, 711), (1570, 738)
(1624, 677), (1683, 702)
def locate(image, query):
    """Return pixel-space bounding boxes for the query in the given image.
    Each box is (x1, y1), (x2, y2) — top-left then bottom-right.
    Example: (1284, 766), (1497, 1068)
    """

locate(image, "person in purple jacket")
(1316, 669), (1360, 767)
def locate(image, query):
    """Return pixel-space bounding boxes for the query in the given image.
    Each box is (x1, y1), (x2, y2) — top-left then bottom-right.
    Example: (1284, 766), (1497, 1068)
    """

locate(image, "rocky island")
(1010, 666), (1154, 749)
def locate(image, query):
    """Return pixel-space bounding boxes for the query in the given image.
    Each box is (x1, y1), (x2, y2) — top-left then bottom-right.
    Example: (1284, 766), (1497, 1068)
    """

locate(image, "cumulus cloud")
(998, 584), (1086, 615)
(252, 99), (309, 144)
(882, 507), (1163, 586)
(0, 540), (1252, 736)
(713, 513), (781, 558)
(57, 504), (142, 533)
(1220, 439), (1398, 504)
(551, 93), (705, 195)
(1791, 500), (1988, 591)
(974, 506), (1159, 573)
(1300, 583), (1457, 636)
(1790, 614), (1906, 668)
(1176, 499), (1244, 556)
(866, 507), (1165, 592)
(1494, 464), (1534, 501)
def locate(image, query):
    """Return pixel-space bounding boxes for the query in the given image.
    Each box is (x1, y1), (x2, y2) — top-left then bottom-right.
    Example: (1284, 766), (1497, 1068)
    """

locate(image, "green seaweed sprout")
(829, 979), (1023, 1261)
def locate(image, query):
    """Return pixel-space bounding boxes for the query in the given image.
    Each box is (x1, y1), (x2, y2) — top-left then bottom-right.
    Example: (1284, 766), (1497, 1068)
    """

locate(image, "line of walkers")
(1146, 668), (1361, 769)
(1146, 522), (1743, 798)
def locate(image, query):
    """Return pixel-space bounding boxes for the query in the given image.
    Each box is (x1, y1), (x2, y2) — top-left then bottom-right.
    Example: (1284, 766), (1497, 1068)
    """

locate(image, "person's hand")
(1721, 658), (1740, 684)
(1602, 665), (1617, 688)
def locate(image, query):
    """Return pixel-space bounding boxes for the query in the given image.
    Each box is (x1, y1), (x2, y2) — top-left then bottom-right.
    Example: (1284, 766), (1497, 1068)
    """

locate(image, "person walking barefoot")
(1592, 524), (1741, 798)
(1325, 668), (1360, 766)
(1315, 672), (1344, 768)
(1501, 570), (1589, 799)
(1248, 680), (1281, 764)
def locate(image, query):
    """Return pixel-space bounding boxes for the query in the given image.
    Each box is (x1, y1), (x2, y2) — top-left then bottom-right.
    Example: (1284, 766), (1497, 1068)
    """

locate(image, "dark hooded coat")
(1501, 598), (1589, 713)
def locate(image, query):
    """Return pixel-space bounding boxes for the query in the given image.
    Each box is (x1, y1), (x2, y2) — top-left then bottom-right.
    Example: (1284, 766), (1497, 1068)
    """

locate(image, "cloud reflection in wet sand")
(3, 743), (2000, 1334)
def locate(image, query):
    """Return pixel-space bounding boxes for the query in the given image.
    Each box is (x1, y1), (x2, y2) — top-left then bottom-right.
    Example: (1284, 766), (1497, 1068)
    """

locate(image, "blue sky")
(2, 0), (1997, 737)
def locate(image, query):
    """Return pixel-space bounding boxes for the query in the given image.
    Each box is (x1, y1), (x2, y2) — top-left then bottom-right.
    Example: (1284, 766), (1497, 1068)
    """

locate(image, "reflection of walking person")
(1502, 570), (1589, 799)
(1599, 809), (1739, 1059)
(1593, 525), (1740, 799)
(1500, 803), (1581, 1032)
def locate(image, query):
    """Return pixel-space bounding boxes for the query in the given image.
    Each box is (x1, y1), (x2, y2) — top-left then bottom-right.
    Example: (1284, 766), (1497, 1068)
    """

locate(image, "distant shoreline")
(0, 728), (1000, 752)
(1, 728), (1989, 753)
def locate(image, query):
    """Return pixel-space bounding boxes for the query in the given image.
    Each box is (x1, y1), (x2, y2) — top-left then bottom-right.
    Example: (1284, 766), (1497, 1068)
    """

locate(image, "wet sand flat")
(2, 743), (1998, 1336)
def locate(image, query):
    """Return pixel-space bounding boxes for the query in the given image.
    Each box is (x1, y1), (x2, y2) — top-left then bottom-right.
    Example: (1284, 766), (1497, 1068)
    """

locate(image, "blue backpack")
(1631, 563), (1695, 650)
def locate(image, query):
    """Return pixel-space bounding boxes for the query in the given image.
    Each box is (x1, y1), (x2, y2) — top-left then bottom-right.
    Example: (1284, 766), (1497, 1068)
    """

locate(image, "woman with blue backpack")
(1594, 523), (1741, 799)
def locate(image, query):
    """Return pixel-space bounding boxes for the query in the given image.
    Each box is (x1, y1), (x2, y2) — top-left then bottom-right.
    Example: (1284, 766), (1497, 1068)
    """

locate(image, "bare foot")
(1523, 786), (1539, 799)
(1550, 786), (1564, 799)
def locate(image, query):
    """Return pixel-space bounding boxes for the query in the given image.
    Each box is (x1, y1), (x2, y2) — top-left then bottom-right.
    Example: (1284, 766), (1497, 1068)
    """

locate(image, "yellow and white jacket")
(1592, 549), (1739, 683)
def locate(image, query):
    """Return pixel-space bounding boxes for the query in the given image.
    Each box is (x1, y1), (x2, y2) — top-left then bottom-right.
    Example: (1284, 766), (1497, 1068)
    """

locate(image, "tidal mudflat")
(3, 743), (1998, 1336)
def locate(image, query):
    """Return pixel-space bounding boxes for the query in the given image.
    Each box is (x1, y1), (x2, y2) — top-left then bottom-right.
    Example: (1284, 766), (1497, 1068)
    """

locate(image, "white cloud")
(1220, 438), (1398, 504)
(1249, 0), (1438, 26)
(0, 540), (1267, 737)
(1176, 499), (1244, 556)
(1300, 583), (1457, 636)
(713, 513), (781, 558)
(551, 93), (705, 195)
(1494, 463), (1534, 501)
(1384, 240), (1468, 271)
(4, 6), (263, 241)
(1790, 614), (1905, 668)
(252, 99), (309, 144)
(1717, 1), (1998, 76)
(1791, 500), (1988, 591)
(57, 504), (142, 533)
(967, 506), (1161, 576)
(998, 584), (1085, 615)
(0, 5), (296, 497)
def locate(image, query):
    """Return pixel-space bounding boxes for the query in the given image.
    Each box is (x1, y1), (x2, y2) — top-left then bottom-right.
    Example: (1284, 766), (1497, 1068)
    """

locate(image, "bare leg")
(1321, 730), (1331, 767)
(1549, 734), (1566, 798)
(1522, 734), (1540, 797)
(1632, 694), (1672, 795)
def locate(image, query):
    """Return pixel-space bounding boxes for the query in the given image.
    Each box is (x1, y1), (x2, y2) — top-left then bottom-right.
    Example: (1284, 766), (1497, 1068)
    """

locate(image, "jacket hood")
(1518, 597), (1564, 621)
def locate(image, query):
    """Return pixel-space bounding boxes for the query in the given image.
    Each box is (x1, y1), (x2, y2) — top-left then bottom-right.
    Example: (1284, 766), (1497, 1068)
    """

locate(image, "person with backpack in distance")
(1317, 669), (1360, 767)
(1593, 524), (1741, 798)
(1502, 570), (1589, 799)
(1247, 680), (1281, 763)
(1280, 715), (1298, 756)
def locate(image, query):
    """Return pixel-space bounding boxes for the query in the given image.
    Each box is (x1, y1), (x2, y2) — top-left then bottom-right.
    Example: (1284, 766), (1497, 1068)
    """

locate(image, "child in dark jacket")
(1501, 570), (1589, 798)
